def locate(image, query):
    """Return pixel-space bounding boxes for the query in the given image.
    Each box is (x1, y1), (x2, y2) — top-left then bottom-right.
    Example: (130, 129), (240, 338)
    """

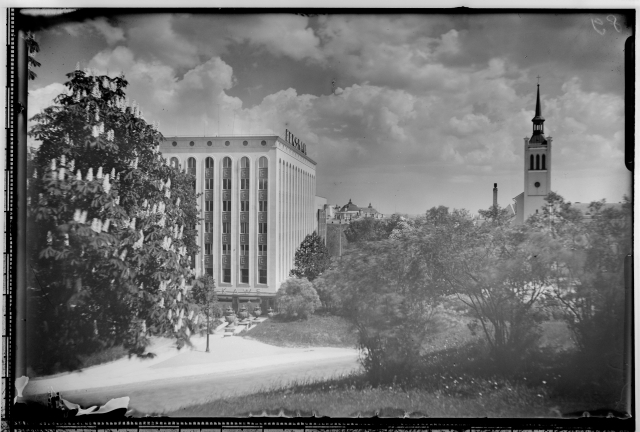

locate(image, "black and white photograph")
(9, 8), (633, 420)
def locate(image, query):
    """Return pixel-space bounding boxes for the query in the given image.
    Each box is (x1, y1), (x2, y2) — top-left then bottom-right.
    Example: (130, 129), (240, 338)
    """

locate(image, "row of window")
(170, 156), (268, 171)
(529, 154), (547, 170)
(205, 266), (266, 284)
(208, 222), (267, 234)
(207, 244), (267, 256)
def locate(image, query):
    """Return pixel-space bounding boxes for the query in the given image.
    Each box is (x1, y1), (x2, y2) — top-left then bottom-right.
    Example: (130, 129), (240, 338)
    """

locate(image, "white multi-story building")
(160, 132), (320, 309)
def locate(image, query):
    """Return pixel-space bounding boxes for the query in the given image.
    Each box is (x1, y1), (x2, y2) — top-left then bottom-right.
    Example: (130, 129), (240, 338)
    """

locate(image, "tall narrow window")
(259, 269), (267, 284)
(536, 154), (540, 170)
(171, 157), (180, 170)
(188, 157), (196, 191)
(240, 223), (248, 234)
(222, 222), (230, 234)
(530, 155), (534, 170)
(542, 154), (546, 170)
(205, 157), (214, 190)
(223, 269), (231, 283)
(259, 178), (268, 190)
(240, 245), (248, 255)
(241, 201), (249, 211)
(259, 223), (267, 234)
(241, 269), (249, 283)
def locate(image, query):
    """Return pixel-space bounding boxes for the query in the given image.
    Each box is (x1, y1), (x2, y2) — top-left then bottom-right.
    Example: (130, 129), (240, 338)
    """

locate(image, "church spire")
(530, 83), (547, 144)
(535, 84), (542, 118)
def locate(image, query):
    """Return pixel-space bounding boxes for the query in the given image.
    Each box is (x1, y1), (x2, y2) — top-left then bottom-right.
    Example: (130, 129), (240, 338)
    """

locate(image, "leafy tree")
(420, 206), (547, 363)
(27, 67), (200, 373)
(25, 31), (41, 81)
(275, 278), (321, 320)
(477, 204), (512, 226)
(527, 191), (583, 237)
(325, 236), (447, 384)
(343, 214), (404, 244)
(190, 275), (222, 353)
(535, 195), (630, 369)
(290, 231), (330, 282)
(311, 262), (344, 313)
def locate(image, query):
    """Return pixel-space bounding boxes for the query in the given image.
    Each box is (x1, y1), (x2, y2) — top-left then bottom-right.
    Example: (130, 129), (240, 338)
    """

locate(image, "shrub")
(275, 278), (321, 320)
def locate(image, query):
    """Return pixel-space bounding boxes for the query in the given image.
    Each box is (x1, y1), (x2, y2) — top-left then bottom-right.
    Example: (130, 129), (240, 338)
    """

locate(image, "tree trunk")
(206, 314), (210, 353)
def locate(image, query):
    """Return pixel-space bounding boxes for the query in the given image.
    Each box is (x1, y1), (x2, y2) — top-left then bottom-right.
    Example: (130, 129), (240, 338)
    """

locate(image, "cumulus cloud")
(30, 13), (629, 213)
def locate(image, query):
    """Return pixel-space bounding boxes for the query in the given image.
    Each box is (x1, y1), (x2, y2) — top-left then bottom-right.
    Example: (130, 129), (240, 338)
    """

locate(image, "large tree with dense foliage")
(27, 67), (201, 373)
(290, 231), (330, 282)
(320, 234), (448, 384)
(419, 206), (549, 362)
(528, 194), (630, 368)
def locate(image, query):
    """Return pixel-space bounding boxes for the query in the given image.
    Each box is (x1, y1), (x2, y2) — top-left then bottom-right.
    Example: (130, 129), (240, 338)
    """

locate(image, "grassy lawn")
(171, 302), (620, 417)
(241, 314), (357, 348)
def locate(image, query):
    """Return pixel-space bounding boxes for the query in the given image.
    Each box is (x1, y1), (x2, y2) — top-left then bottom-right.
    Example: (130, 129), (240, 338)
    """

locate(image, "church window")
(542, 154), (546, 170)
(536, 154), (540, 170)
(530, 155), (534, 170)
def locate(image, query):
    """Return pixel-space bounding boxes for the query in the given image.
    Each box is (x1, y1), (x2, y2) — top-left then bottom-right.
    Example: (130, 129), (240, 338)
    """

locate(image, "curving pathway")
(23, 332), (361, 415)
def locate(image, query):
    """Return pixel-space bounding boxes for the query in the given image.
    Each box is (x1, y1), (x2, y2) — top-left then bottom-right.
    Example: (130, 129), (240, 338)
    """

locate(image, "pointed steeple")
(534, 84), (543, 118)
(530, 84), (547, 144)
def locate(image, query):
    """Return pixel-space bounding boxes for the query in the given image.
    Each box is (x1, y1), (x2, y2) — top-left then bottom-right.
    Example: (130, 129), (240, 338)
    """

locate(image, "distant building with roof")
(334, 199), (384, 221)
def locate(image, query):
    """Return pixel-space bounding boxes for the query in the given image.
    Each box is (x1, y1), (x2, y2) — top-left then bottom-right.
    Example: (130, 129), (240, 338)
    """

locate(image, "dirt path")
(23, 333), (361, 416)
(27, 355), (360, 416)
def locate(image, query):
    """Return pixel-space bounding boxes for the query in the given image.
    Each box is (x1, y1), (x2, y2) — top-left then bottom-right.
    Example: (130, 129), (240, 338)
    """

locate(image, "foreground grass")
(169, 304), (619, 418)
(242, 314), (357, 348)
(168, 373), (556, 417)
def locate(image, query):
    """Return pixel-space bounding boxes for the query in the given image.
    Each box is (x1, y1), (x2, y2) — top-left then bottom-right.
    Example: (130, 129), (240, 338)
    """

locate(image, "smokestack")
(493, 183), (498, 207)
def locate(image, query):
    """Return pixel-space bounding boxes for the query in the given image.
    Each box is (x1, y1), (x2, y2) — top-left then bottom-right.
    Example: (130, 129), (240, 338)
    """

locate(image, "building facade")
(160, 134), (319, 307)
(514, 84), (553, 224)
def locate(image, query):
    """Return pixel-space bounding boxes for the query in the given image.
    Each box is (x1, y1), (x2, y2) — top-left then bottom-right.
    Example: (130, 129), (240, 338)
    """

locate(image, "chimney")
(493, 183), (498, 207)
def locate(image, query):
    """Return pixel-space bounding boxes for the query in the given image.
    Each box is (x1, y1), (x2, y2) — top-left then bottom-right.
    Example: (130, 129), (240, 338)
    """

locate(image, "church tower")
(515, 84), (553, 224)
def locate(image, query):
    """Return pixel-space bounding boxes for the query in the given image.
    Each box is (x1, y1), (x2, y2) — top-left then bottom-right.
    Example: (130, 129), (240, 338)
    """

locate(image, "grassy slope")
(241, 314), (358, 348)
(169, 305), (603, 418)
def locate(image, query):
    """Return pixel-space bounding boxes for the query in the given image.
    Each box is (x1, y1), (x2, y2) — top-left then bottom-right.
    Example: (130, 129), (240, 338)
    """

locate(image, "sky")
(27, 11), (632, 216)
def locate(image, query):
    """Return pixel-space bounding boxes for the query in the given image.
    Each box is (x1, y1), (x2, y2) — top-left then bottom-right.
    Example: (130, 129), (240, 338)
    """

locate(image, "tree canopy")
(290, 231), (330, 282)
(27, 68), (201, 372)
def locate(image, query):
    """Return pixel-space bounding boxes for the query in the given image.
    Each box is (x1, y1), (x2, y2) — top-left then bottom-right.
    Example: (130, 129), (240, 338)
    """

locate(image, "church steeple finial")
(530, 82), (546, 142)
